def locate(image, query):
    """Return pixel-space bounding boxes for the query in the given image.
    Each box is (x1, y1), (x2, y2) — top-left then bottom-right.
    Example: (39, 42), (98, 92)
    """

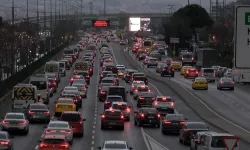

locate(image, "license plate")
(33, 116), (40, 118)
(61, 106), (68, 108)
(148, 116), (154, 118)
(109, 122), (116, 125)
(161, 107), (168, 110)
(149, 120), (152, 123)
(172, 123), (179, 125)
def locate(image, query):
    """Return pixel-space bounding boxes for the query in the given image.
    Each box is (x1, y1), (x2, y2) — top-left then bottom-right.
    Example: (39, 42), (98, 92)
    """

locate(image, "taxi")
(170, 61), (182, 71)
(192, 77), (208, 90)
(55, 98), (77, 116)
(180, 66), (193, 75)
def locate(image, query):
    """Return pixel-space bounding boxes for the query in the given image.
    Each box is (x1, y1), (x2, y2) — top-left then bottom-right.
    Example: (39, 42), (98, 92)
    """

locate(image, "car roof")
(62, 111), (80, 114)
(104, 140), (127, 144)
(140, 92), (154, 96)
(105, 109), (121, 112)
(107, 95), (122, 98)
(112, 102), (127, 105)
(49, 121), (68, 124)
(6, 112), (24, 115)
(102, 77), (115, 80)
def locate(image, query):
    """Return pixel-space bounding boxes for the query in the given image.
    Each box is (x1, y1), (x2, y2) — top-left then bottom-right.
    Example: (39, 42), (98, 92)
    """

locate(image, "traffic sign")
(170, 38), (179, 43)
(234, 5), (250, 68)
(222, 137), (239, 150)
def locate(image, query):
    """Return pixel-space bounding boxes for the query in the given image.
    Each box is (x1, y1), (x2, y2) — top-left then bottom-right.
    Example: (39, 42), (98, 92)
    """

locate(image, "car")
(131, 72), (147, 84)
(163, 58), (172, 65)
(170, 61), (182, 71)
(215, 67), (227, 78)
(39, 135), (70, 150)
(0, 131), (14, 150)
(138, 53), (147, 61)
(72, 83), (88, 98)
(106, 74), (119, 85)
(98, 86), (110, 102)
(156, 63), (167, 73)
(99, 71), (113, 83)
(71, 79), (87, 88)
(180, 66), (193, 75)
(48, 78), (57, 93)
(110, 102), (131, 121)
(130, 81), (145, 94)
(192, 77), (208, 90)
(134, 108), (160, 127)
(136, 92), (155, 108)
(43, 121), (73, 145)
(54, 98), (77, 116)
(123, 69), (138, 83)
(24, 103), (50, 123)
(146, 57), (158, 68)
(69, 75), (85, 85)
(224, 69), (232, 78)
(184, 68), (199, 78)
(132, 85), (150, 100)
(1, 113), (29, 135)
(217, 77), (234, 90)
(97, 140), (133, 150)
(100, 109), (125, 130)
(104, 65), (118, 74)
(161, 114), (187, 134)
(59, 111), (86, 137)
(161, 66), (175, 77)
(101, 77), (117, 86)
(198, 68), (216, 82)
(153, 96), (175, 115)
(76, 71), (91, 84)
(131, 76), (148, 85)
(106, 86), (127, 102)
(116, 65), (125, 76)
(104, 95), (123, 110)
(190, 131), (215, 150)
(61, 91), (82, 108)
(179, 122), (209, 145)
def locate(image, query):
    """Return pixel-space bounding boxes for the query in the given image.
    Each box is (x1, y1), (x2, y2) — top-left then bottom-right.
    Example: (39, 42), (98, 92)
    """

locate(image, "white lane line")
(92, 135), (95, 139)
(141, 127), (152, 150)
(91, 147), (94, 150)
(92, 130), (95, 134)
(94, 121), (96, 124)
(34, 145), (38, 150)
(92, 141), (95, 145)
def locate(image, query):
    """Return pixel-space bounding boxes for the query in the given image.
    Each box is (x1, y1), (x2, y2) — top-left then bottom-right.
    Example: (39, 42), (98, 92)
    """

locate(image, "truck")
(44, 61), (60, 82)
(12, 84), (37, 111)
(195, 48), (218, 70)
(73, 61), (89, 75)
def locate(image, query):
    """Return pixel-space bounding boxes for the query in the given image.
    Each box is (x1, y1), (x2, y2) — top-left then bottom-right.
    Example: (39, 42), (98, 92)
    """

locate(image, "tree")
(173, 4), (213, 43)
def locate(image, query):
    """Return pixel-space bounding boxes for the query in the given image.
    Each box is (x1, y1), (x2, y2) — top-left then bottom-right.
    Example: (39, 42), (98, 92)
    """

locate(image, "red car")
(59, 111), (86, 137)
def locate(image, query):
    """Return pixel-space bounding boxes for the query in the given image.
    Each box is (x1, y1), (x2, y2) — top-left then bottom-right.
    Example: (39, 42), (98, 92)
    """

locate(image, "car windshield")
(166, 115), (184, 120)
(104, 143), (126, 148)
(102, 80), (114, 83)
(112, 104), (127, 110)
(48, 123), (68, 128)
(61, 114), (81, 122)
(30, 81), (46, 90)
(30, 105), (47, 109)
(203, 69), (214, 73)
(187, 123), (207, 129)
(43, 139), (65, 144)
(5, 114), (24, 119)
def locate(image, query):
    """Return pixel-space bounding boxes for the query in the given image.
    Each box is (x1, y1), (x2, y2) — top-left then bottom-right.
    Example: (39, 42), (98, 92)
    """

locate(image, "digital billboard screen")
(129, 17), (141, 31)
(140, 18), (151, 31)
(92, 20), (110, 27)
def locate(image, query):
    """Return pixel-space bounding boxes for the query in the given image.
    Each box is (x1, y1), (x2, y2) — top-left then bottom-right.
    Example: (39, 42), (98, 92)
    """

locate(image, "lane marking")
(92, 141), (95, 145)
(129, 46), (250, 135)
(91, 147), (94, 150)
(143, 129), (170, 150)
(141, 127), (152, 150)
(35, 145), (38, 150)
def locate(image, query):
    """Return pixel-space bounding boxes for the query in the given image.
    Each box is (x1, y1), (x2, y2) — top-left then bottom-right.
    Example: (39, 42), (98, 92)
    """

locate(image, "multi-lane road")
(0, 40), (250, 150)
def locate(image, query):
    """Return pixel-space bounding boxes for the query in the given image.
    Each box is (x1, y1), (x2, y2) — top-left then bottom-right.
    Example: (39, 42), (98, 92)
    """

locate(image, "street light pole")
(104, 0), (106, 18)
(44, 0), (46, 30)
(54, 0), (57, 26)
(26, 0), (29, 21)
(50, 0), (53, 30)
(188, 0), (190, 5)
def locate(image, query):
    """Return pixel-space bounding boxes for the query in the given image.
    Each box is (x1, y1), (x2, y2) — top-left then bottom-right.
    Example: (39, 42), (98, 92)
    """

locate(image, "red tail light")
(29, 110), (35, 114)
(44, 111), (50, 115)
(231, 82), (234, 84)
(182, 57), (184, 60)
(139, 97), (144, 100)
(70, 78), (74, 81)
(104, 101), (110, 104)
(100, 74), (103, 77)
(180, 121), (186, 125)
(79, 120), (83, 125)
(2, 120), (9, 124)
(170, 102), (174, 106)
(201, 73), (204, 76)
(39, 143), (48, 148)
(131, 85), (134, 88)
(45, 130), (56, 133)
(192, 57), (194, 60)
(0, 141), (9, 145)
(126, 108), (130, 112)
(152, 97), (155, 101)
(140, 114), (144, 118)
(60, 144), (69, 148)
(220, 81), (224, 84)
(186, 71), (189, 74)
(134, 89), (138, 92)
(126, 74), (131, 76)
(154, 102), (158, 105)
(213, 73), (215, 77)
(78, 96), (82, 99)
(120, 115), (124, 119)
(196, 71), (199, 74)
(101, 115), (105, 118)
(157, 114), (161, 118)
(18, 121), (26, 125)
(56, 105), (60, 108)
(85, 75), (89, 78)
(163, 69), (166, 71)
(112, 83), (116, 86)
(101, 91), (106, 94)
(164, 121), (171, 124)
(60, 130), (71, 134)
(73, 99), (77, 102)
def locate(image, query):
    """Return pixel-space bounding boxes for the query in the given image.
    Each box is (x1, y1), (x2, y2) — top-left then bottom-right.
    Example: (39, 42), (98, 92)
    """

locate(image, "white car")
(224, 69), (232, 78)
(130, 81), (145, 93)
(98, 140), (133, 150)
(1, 113), (29, 135)
(43, 121), (73, 145)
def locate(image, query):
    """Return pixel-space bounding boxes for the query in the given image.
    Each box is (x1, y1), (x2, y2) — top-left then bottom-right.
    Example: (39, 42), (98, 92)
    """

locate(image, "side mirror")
(97, 147), (101, 150)
(134, 111), (138, 114)
(82, 118), (86, 121)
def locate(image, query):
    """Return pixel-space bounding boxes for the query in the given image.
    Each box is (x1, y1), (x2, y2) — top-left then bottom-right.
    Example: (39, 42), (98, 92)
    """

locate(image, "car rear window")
(138, 87), (149, 91)
(134, 76), (145, 81)
(30, 105), (47, 109)
(112, 104), (127, 110)
(43, 139), (65, 144)
(61, 114), (81, 122)
(105, 111), (121, 116)
(203, 69), (214, 73)
(102, 80), (114, 83)
(108, 87), (125, 94)
(166, 115), (184, 120)
(104, 143), (126, 149)
(182, 54), (192, 58)
(107, 97), (123, 102)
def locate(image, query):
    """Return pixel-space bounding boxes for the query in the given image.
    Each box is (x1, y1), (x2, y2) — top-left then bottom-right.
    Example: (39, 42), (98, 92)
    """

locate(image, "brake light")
(134, 90), (138, 92)
(60, 130), (71, 134)
(0, 141), (8, 145)
(139, 97), (144, 100)
(231, 82), (234, 84)
(131, 85), (134, 88)
(192, 57), (194, 60)
(157, 66), (160, 68)
(213, 73), (215, 77)
(140, 114), (144, 118)
(220, 81), (224, 84)
(126, 108), (130, 112)
(180, 121), (186, 125)
(164, 121), (171, 124)
(45, 130), (56, 133)
(89, 68), (92, 71)
(2, 120), (9, 124)
(78, 96), (82, 99)
(101, 114), (105, 118)
(154, 102), (158, 105)
(54, 78), (56, 81)
(44, 111), (50, 115)
(196, 71), (198, 74)
(18, 121), (26, 125)
(112, 83), (116, 86)
(170, 102), (174, 106)
(104, 101), (110, 104)
(120, 115), (124, 119)
(186, 71), (189, 74)
(56, 105), (60, 108)
(70, 78), (74, 81)
(201, 73), (204, 76)
(39, 143), (48, 148)
(101, 91), (106, 94)
(152, 97), (155, 101)
(163, 69), (166, 71)
(73, 99), (77, 102)
(126, 74), (131, 76)
(100, 74), (103, 77)
(182, 57), (184, 60)
(29, 110), (35, 114)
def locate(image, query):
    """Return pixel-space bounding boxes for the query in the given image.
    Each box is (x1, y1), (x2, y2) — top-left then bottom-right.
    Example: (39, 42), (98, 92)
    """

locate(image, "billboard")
(92, 20), (110, 27)
(129, 17), (151, 31)
(129, 17), (140, 31)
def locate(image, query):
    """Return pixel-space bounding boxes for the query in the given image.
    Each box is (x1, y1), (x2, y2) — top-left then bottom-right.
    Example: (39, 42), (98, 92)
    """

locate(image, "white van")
(196, 132), (239, 150)
(29, 74), (52, 104)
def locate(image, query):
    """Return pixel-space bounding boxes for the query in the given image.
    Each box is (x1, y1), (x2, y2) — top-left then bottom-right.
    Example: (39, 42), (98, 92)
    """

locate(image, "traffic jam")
(0, 31), (239, 150)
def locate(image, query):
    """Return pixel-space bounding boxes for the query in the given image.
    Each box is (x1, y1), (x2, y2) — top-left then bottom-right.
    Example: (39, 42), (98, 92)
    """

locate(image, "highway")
(110, 43), (250, 149)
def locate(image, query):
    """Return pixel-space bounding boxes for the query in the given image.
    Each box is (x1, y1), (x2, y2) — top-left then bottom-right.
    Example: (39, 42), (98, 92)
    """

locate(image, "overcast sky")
(0, 0), (236, 20)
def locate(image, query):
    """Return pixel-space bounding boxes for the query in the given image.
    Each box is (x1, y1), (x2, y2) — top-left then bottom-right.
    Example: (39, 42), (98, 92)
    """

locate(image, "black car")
(137, 92), (155, 108)
(100, 109), (124, 130)
(104, 65), (118, 74)
(99, 71), (113, 83)
(98, 86), (110, 101)
(24, 103), (50, 123)
(124, 69), (138, 83)
(163, 58), (172, 65)
(132, 76), (148, 85)
(134, 108), (160, 127)
(77, 71), (90, 84)
(161, 114), (187, 134)
(100, 56), (111, 66)
(138, 54), (147, 61)
(161, 66), (175, 77)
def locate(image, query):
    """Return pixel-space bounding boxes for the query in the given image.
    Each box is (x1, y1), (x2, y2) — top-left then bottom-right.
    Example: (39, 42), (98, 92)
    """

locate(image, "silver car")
(198, 68), (216, 82)
(217, 77), (234, 91)
(72, 83), (88, 98)
(130, 81), (145, 93)
(42, 121), (73, 145)
(153, 96), (175, 115)
(224, 69), (232, 78)
(98, 140), (133, 150)
(1, 113), (29, 135)
(147, 57), (158, 68)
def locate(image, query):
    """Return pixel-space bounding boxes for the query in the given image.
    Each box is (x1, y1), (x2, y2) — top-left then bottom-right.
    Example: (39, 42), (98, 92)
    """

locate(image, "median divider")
(123, 51), (250, 144)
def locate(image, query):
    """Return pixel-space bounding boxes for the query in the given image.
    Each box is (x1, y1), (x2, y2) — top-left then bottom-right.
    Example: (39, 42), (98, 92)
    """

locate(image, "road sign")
(170, 38), (179, 43)
(222, 137), (239, 150)
(234, 5), (250, 68)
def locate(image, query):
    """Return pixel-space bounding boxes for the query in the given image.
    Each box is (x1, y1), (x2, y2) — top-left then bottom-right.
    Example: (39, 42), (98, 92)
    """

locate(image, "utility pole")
(59, 0), (61, 20)
(54, 0), (57, 26)
(50, 0), (53, 31)
(61, 1), (63, 20)
(168, 4), (174, 15)
(44, 0), (46, 30)
(11, 0), (15, 74)
(188, 0), (190, 5)
(26, 0), (29, 21)
(104, 0), (106, 18)
(81, 0), (83, 14)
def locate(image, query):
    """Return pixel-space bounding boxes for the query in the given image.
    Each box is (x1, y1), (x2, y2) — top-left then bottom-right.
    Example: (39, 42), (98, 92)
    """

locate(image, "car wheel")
(161, 129), (165, 134)
(161, 74), (163, 77)
(69, 140), (73, 145)
(179, 136), (183, 143)
(147, 65), (149, 68)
